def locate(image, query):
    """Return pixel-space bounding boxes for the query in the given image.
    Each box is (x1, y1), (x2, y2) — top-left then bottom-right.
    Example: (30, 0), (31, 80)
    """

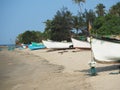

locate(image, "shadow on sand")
(75, 64), (120, 75)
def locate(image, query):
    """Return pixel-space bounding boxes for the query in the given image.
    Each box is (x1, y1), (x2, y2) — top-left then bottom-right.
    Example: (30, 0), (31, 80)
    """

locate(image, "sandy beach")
(0, 47), (120, 90)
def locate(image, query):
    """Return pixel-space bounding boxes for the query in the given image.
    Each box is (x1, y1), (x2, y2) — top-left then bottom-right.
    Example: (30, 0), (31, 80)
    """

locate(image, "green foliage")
(83, 9), (96, 32)
(16, 30), (43, 44)
(109, 2), (120, 16)
(95, 3), (106, 17)
(16, 1), (120, 43)
(72, 15), (85, 34)
(44, 20), (53, 39)
(44, 7), (73, 41)
(92, 15), (120, 36)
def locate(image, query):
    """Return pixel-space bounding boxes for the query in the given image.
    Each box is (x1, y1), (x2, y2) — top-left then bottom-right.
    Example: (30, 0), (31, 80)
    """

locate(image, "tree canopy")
(16, 30), (43, 44)
(91, 2), (120, 36)
(44, 7), (73, 41)
(95, 3), (106, 17)
(16, 1), (120, 44)
(109, 2), (120, 16)
(92, 14), (120, 36)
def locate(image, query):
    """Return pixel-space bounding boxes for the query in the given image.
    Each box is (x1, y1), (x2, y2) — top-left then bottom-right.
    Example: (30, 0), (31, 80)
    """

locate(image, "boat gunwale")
(71, 38), (89, 43)
(92, 36), (120, 44)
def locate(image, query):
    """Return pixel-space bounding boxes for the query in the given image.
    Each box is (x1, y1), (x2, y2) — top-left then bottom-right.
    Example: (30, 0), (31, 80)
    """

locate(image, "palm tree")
(72, 0), (85, 13)
(83, 9), (96, 26)
(109, 2), (120, 16)
(72, 0), (85, 5)
(73, 16), (79, 34)
(73, 14), (85, 33)
(95, 3), (106, 17)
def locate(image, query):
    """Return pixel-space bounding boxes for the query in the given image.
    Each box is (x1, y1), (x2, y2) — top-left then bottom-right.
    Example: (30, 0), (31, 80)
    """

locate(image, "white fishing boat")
(91, 37), (120, 63)
(71, 38), (91, 49)
(42, 40), (73, 49)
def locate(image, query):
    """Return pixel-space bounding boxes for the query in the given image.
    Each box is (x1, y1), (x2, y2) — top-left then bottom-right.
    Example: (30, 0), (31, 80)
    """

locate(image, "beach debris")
(58, 50), (68, 54)
(58, 51), (64, 54)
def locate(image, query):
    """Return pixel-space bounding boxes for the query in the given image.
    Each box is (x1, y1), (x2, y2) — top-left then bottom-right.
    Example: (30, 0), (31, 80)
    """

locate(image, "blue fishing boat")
(28, 42), (46, 50)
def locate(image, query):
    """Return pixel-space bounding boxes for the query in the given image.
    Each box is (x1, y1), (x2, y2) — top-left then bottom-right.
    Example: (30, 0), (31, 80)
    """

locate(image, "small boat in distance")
(71, 38), (91, 49)
(42, 40), (73, 49)
(91, 37), (120, 63)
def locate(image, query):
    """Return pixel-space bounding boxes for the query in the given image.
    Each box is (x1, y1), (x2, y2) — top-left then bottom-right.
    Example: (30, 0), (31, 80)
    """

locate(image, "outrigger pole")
(88, 21), (97, 76)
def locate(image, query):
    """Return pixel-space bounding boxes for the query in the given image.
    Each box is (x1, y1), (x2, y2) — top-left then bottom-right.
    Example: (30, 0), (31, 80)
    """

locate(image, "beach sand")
(0, 48), (120, 90)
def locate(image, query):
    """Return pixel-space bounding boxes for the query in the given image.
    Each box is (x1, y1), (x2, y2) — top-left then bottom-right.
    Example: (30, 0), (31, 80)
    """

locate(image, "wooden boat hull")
(42, 40), (72, 49)
(91, 38), (120, 63)
(71, 38), (91, 49)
